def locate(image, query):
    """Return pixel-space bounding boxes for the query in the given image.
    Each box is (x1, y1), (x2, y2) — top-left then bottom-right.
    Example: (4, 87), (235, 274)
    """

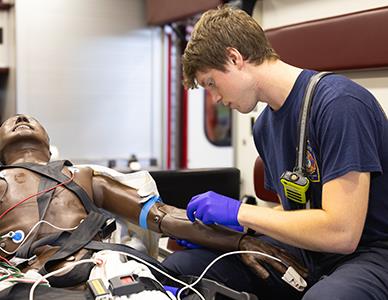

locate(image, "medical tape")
(139, 195), (161, 229)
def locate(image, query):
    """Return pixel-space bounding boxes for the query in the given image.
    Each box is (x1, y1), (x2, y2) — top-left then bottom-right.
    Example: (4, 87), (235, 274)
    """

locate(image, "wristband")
(139, 195), (161, 229)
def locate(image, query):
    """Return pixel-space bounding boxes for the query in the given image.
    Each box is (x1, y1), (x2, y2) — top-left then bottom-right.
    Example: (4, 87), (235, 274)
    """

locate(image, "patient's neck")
(4, 147), (50, 165)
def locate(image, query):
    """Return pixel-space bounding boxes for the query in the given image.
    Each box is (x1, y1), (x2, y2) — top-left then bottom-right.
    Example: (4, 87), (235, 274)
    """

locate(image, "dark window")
(204, 90), (232, 146)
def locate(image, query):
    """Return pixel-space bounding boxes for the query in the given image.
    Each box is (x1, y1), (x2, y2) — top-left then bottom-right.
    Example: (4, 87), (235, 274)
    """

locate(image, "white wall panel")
(15, 0), (162, 164)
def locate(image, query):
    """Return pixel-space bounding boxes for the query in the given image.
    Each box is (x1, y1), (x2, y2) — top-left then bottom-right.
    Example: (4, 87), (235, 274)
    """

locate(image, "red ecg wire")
(0, 172), (75, 221)
(0, 255), (11, 265)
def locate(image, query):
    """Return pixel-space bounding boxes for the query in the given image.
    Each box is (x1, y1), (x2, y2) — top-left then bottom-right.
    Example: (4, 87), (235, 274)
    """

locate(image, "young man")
(0, 114), (305, 294)
(162, 5), (388, 300)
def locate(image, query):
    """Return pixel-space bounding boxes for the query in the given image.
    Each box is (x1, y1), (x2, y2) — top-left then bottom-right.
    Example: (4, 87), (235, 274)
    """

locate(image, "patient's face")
(0, 114), (50, 160)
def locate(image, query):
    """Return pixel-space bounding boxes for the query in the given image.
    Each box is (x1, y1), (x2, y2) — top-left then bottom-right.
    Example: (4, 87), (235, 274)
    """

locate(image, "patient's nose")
(15, 115), (29, 124)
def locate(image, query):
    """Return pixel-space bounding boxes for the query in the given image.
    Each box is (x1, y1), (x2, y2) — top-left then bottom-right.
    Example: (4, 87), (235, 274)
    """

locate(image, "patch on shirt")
(305, 141), (320, 182)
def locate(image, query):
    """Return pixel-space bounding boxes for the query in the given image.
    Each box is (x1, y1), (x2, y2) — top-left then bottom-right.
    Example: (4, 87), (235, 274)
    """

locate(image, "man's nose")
(210, 91), (222, 104)
(15, 115), (29, 124)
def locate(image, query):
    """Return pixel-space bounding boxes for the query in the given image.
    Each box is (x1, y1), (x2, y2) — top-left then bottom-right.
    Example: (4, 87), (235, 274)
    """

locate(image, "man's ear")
(226, 47), (243, 68)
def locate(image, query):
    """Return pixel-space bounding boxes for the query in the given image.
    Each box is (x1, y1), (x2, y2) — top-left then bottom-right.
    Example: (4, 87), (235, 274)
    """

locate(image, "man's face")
(0, 114), (50, 157)
(196, 63), (259, 114)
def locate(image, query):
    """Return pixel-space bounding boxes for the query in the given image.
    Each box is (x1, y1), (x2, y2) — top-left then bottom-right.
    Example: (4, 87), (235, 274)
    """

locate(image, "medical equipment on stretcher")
(0, 246), (307, 300)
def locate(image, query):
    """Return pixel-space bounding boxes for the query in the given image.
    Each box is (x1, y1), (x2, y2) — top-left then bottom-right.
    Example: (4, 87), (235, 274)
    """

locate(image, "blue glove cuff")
(164, 285), (179, 296)
(139, 195), (161, 229)
(232, 200), (242, 226)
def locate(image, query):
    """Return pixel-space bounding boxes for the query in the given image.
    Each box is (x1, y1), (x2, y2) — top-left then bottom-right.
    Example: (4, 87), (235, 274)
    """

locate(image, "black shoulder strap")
(294, 72), (333, 174)
(0, 160), (98, 213)
(16, 161), (70, 258)
(37, 160), (69, 219)
(1, 160), (104, 259)
(40, 211), (108, 276)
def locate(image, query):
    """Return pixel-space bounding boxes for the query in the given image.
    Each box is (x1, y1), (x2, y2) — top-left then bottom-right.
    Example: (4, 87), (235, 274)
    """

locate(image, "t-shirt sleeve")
(315, 95), (382, 184)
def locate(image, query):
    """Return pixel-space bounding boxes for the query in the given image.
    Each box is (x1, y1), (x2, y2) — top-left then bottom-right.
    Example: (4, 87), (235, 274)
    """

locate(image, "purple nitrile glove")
(186, 191), (242, 226)
(163, 285), (179, 296)
(176, 238), (202, 249)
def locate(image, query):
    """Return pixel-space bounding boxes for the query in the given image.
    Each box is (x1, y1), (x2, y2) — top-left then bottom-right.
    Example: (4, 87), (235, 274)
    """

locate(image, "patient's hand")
(238, 235), (308, 280)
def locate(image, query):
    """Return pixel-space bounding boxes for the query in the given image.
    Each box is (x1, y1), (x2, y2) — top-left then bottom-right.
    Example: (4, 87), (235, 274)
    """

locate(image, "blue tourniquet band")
(139, 195), (161, 229)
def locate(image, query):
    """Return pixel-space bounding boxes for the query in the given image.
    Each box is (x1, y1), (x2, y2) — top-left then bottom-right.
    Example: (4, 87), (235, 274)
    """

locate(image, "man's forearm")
(273, 204), (283, 211)
(239, 172), (370, 254)
(238, 204), (358, 254)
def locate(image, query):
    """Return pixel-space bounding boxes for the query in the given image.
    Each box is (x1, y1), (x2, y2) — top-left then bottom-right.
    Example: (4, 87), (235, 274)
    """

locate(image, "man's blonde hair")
(182, 5), (278, 89)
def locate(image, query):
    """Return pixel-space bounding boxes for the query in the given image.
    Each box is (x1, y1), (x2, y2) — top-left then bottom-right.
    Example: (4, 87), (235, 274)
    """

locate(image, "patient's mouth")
(13, 124), (33, 131)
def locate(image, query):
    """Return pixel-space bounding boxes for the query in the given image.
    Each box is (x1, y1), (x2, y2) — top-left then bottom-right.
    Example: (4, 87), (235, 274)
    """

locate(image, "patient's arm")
(92, 174), (308, 279)
(149, 204), (308, 279)
(92, 174), (243, 248)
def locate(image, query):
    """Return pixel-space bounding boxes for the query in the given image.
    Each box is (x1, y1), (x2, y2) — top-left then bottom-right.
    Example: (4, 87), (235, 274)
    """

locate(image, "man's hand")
(186, 191), (242, 226)
(238, 235), (308, 280)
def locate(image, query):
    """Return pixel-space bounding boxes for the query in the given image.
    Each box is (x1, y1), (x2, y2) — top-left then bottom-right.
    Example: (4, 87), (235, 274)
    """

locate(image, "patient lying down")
(0, 114), (307, 299)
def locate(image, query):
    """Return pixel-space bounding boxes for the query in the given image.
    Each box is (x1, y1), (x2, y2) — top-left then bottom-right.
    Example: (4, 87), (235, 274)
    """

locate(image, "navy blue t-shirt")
(253, 70), (388, 245)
